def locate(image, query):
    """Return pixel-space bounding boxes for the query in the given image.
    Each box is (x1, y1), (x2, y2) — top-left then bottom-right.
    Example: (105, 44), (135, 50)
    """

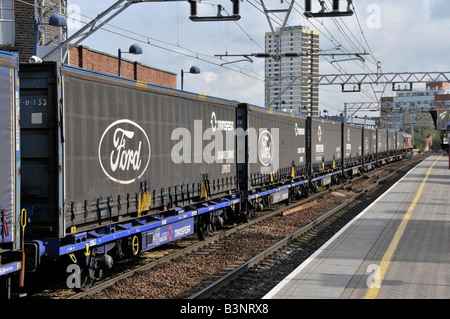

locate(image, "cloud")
(429, 0), (450, 20)
(201, 71), (218, 84)
(70, 0), (450, 114)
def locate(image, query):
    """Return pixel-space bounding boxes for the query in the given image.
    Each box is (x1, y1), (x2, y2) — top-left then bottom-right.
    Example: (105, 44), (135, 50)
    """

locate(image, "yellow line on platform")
(364, 156), (442, 299)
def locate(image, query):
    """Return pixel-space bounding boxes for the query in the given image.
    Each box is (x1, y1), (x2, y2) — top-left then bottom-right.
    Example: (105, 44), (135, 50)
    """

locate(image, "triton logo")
(211, 112), (217, 132)
(98, 119), (151, 184)
(294, 123), (305, 136)
(318, 125), (322, 142)
(211, 111), (234, 132)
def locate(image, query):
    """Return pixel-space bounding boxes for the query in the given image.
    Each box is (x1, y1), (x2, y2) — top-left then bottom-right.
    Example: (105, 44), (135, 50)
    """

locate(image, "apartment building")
(380, 81), (450, 132)
(265, 26), (319, 116)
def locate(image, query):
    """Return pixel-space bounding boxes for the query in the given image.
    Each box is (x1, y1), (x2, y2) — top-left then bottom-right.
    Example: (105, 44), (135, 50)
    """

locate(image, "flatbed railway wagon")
(0, 51), (23, 297)
(19, 62), (240, 289)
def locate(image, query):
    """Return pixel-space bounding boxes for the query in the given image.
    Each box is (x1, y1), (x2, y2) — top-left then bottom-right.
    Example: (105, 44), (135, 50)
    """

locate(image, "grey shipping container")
(378, 130), (388, 155)
(0, 51), (20, 251)
(20, 63), (237, 238)
(343, 124), (362, 163)
(363, 127), (377, 159)
(387, 130), (397, 153)
(311, 119), (341, 171)
(237, 104), (307, 188)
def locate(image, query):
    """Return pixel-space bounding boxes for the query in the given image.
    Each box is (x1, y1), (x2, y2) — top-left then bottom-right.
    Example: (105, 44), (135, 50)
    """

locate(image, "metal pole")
(344, 102), (347, 124)
(118, 49), (122, 77)
(181, 70), (184, 90)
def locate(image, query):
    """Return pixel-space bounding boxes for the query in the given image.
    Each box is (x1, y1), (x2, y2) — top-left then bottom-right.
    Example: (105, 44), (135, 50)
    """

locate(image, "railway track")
(191, 156), (423, 299)
(23, 154), (426, 299)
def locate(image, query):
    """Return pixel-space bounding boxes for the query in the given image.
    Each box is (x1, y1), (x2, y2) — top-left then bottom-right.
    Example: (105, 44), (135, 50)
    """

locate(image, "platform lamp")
(34, 13), (67, 61)
(274, 100), (287, 110)
(118, 44), (143, 77)
(181, 66), (201, 90)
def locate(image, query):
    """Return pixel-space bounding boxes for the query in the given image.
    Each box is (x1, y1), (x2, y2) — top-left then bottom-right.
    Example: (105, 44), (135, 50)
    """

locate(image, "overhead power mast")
(304, 0), (354, 17)
(188, 0), (242, 21)
(40, 0), (242, 63)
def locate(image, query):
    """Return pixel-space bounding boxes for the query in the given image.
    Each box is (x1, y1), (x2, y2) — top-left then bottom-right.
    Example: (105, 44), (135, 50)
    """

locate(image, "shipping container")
(19, 63), (237, 239)
(237, 104), (307, 188)
(388, 130), (397, 154)
(343, 124), (362, 165)
(311, 119), (341, 172)
(0, 50), (22, 284)
(378, 130), (388, 156)
(363, 127), (377, 160)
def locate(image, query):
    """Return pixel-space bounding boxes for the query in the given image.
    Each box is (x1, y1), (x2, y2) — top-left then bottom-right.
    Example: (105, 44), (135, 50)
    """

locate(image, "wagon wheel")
(72, 254), (95, 292)
(196, 217), (208, 241)
(75, 266), (94, 292)
(131, 235), (140, 256)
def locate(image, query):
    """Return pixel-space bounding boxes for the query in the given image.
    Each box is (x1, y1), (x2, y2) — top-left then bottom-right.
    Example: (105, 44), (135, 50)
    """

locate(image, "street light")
(33, 13), (67, 61)
(48, 13), (67, 27)
(118, 44), (143, 77)
(181, 66), (201, 90)
(274, 100), (286, 110)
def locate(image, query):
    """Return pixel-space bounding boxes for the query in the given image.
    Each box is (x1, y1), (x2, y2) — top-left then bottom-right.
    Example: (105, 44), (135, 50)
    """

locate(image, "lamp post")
(274, 100), (286, 110)
(181, 66), (201, 90)
(118, 44), (143, 77)
(34, 13), (67, 60)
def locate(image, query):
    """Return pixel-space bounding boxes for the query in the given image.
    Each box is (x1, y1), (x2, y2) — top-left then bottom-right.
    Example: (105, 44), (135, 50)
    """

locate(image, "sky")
(67, 0), (450, 116)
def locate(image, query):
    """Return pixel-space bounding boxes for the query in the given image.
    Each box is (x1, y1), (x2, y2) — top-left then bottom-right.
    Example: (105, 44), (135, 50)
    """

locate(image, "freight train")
(0, 51), (413, 294)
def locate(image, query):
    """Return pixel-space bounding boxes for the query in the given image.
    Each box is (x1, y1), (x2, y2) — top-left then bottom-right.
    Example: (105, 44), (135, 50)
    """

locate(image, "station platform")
(264, 155), (450, 299)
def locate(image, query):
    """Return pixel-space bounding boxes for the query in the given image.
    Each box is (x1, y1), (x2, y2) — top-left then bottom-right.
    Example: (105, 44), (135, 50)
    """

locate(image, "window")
(0, 0), (14, 45)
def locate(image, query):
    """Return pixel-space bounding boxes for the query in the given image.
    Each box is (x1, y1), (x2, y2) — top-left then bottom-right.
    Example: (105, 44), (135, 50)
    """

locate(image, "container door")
(20, 64), (59, 238)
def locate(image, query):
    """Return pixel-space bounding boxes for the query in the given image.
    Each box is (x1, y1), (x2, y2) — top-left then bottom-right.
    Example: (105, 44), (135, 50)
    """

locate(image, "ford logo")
(98, 119), (151, 184)
(258, 130), (274, 166)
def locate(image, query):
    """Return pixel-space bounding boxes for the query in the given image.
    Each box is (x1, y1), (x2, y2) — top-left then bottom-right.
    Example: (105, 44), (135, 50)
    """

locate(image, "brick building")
(0, 0), (176, 88)
(69, 45), (176, 88)
(0, 0), (36, 62)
